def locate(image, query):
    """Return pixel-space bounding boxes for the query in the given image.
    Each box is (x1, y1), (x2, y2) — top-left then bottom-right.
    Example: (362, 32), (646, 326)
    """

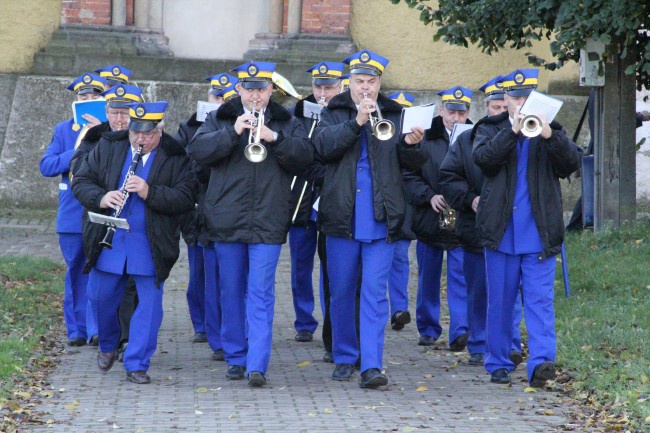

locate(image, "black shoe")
(247, 371), (267, 387)
(126, 370), (151, 384)
(390, 310), (411, 331)
(322, 351), (334, 363)
(88, 335), (99, 347)
(418, 335), (436, 346)
(529, 361), (555, 388)
(192, 332), (208, 343)
(67, 337), (86, 347)
(490, 368), (511, 384)
(332, 364), (354, 381)
(294, 330), (313, 342)
(449, 333), (469, 352)
(117, 341), (128, 363)
(509, 349), (523, 367)
(359, 368), (388, 388)
(468, 353), (484, 365)
(211, 348), (225, 361)
(226, 365), (246, 380)
(97, 351), (116, 372)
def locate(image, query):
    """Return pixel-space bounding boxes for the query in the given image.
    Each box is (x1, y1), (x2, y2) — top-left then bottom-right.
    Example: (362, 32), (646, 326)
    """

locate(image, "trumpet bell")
(373, 119), (395, 141)
(244, 142), (267, 163)
(521, 114), (543, 138)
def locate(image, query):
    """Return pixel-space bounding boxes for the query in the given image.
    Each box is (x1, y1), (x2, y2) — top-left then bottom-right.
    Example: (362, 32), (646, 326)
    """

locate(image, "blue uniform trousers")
(288, 222), (318, 333)
(204, 243), (222, 350)
(484, 249), (557, 382)
(88, 269), (164, 372)
(326, 236), (394, 372)
(58, 233), (95, 340)
(416, 242), (468, 343)
(215, 242), (281, 374)
(464, 250), (523, 355)
(186, 244), (206, 334)
(388, 239), (410, 314)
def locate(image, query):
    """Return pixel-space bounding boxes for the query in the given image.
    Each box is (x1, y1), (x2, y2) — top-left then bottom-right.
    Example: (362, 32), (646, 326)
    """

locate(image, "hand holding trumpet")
(512, 105), (552, 139)
(356, 94), (375, 127)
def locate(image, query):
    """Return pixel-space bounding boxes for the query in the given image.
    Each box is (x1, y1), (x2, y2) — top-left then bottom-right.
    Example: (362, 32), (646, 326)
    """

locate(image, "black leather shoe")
(68, 337), (86, 347)
(117, 341), (128, 363)
(490, 368), (511, 384)
(97, 351), (116, 372)
(529, 361), (555, 388)
(391, 310), (411, 331)
(294, 330), (313, 342)
(418, 335), (436, 346)
(211, 348), (225, 361)
(192, 332), (208, 343)
(509, 349), (524, 367)
(468, 353), (484, 365)
(126, 370), (151, 384)
(247, 371), (267, 387)
(332, 364), (354, 381)
(226, 365), (245, 380)
(360, 368), (388, 388)
(322, 351), (334, 363)
(88, 335), (99, 347)
(449, 333), (469, 352)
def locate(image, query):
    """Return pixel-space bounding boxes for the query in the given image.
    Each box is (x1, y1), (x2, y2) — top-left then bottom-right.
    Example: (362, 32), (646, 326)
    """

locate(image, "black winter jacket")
(403, 116), (471, 249)
(311, 91), (426, 242)
(472, 112), (582, 258)
(70, 122), (112, 175)
(439, 119), (487, 253)
(71, 130), (197, 285)
(187, 97), (313, 244)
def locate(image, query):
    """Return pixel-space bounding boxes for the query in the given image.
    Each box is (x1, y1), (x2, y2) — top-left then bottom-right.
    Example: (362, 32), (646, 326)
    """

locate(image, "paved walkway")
(1, 218), (569, 433)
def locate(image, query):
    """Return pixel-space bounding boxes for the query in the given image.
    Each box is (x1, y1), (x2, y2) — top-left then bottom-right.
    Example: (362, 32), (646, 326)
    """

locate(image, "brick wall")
(282, 0), (351, 35)
(61, 0), (112, 25)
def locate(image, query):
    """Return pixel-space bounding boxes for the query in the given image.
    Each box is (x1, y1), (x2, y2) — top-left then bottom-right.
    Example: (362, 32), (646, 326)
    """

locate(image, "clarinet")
(99, 143), (144, 249)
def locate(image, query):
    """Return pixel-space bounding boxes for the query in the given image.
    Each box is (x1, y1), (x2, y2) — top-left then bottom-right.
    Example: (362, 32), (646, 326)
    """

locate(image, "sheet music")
(72, 99), (107, 125)
(449, 123), (473, 145)
(401, 103), (435, 134)
(303, 100), (324, 119)
(196, 101), (221, 122)
(519, 90), (563, 123)
(312, 196), (320, 213)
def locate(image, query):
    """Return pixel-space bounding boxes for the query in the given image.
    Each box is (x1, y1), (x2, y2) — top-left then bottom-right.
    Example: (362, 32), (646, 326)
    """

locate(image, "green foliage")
(389, 0), (650, 90)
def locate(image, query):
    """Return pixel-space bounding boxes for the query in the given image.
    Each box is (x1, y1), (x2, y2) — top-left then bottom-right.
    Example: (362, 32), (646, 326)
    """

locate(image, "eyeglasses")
(129, 129), (159, 140)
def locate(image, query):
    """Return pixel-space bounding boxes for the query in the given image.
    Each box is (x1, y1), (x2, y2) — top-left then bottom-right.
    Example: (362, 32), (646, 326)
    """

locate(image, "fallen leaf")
(403, 427), (415, 433)
(324, 408), (333, 414)
(308, 413), (316, 417)
(388, 361), (402, 365)
(195, 410), (203, 415)
(296, 361), (310, 367)
(228, 412), (237, 419)
(196, 387), (208, 393)
(524, 387), (538, 393)
(416, 386), (428, 392)
(422, 374), (432, 379)
(15, 392), (31, 399)
(112, 422), (121, 429)
(544, 409), (554, 416)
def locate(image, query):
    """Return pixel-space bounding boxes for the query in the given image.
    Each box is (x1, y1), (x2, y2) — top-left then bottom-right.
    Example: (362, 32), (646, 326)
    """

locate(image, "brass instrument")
(244, 101), (267, 163)
(521, 114), (543, 138)
(362, 93), (395, 141)
(439, 205), (457, 230)
(271, 71), (302, 99)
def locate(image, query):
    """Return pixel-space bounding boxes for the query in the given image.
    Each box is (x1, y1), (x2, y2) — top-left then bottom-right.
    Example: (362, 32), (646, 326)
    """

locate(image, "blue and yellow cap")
(306, 62), (345, 86)
(205, 73), (239, 95)
(341, 74), (350, 89)
(94, 64), (132, 87)
(128, 101), (168, 132)
(388, 92), (415, 107)
(67, 73), (106, 95)
(215, 84), (239, 102)
(479, 76), (506, 101)
(102, 84), (143, 108)
(501, 69), (538, 97)
(231, 62), (275, 89)
(438, 86), (473, 111)
(342, 50), (389, 76)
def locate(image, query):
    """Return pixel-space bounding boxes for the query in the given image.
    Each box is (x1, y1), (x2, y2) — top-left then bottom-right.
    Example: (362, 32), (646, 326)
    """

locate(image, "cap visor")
(129, 120), (157, 132)
(241, 80), (270, 89)
(506, 88), (534, 97)
(209, 87), (225, 96)
(77, 87), (103, 95)
(444, 102), (469, 111)
(107, 101), (132, 109)
(486, 93), (505, 101)
(106, 79), (126, 87)
(313, 77), (340, 86)
(350, 67), (380, 76)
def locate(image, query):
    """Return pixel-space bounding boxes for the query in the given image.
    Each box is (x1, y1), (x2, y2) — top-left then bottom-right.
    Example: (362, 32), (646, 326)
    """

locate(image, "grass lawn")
(556, 219), (650, 431)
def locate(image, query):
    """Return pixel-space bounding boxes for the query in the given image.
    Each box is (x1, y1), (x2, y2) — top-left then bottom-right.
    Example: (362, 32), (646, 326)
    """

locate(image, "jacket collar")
(425, 115), (474, 141)
(326, 91), (404, 114)
(86, 121), (111, 141)
(104, 130), (186, 156)
(216, 96), (292, 122)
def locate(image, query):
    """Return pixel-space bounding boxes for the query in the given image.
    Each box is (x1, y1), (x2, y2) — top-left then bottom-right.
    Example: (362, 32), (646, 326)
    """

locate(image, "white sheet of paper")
(519, 90), (563, 123)
(312, 196), (320, 213)
(196, 101), (221, 122)
(401, 103), (435, 134)
(303, 100), (324, 120)
(449, 123), (473, 145)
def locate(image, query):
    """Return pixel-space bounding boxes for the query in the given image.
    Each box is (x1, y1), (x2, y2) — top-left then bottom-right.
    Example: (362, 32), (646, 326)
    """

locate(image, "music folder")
(196, 101), (221, 122)
(72, 99), (108, 125)
(519, 90), (563, 123)
(303, 100), (324, 119)
(88, 211), (130, 231)
(400, 103), (435, 134)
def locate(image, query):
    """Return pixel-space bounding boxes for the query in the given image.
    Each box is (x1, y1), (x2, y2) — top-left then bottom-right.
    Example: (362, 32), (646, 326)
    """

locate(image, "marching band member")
(94, 64), (132, 89)
(187, 61), (312, 387)
(312, 50), (425, 388)
(472, 69), (581, 386)
(39, 72), (106, 347)
(403, 86), (472, 351)
(72, 102), (197, 384)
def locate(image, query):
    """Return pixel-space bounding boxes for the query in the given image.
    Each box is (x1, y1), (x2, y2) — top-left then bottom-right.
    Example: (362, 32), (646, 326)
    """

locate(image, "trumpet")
(520, 114), (543, 138)
(244, 101), (267, 163)
(318, 96), (326, 106)
(362, 93), (395, 141)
